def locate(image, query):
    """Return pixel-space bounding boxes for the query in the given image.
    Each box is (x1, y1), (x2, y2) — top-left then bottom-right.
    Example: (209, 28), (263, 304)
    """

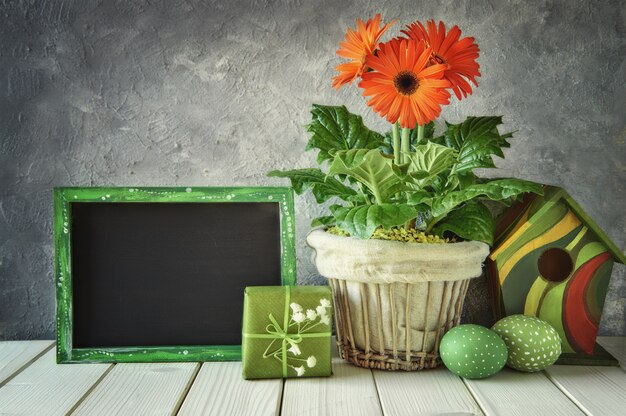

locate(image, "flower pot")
(306, 229), (490, 371)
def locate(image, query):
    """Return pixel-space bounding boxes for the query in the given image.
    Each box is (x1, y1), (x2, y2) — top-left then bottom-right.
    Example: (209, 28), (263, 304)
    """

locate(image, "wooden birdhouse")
(487, 185), (625, 361)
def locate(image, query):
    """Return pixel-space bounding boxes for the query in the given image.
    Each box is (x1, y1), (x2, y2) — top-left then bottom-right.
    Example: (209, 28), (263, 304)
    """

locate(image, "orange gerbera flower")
(332, 14), (396, 90)
(359, 38), (451, 128)
(402, 20), (480, 99)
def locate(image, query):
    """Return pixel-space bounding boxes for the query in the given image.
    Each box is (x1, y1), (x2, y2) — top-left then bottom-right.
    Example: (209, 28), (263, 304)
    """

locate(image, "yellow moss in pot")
(326, 226), (452, 243)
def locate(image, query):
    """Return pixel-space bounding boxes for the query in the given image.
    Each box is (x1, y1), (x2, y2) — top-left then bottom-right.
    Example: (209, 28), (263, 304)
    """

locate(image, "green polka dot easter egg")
(492, 315), (561, 372)
(439, 324), (508, 379)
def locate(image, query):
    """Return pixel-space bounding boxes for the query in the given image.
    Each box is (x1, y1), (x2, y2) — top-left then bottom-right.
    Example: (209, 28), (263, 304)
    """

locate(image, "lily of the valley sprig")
(262, 298), (331, 377)
(269, 15), (543, 243)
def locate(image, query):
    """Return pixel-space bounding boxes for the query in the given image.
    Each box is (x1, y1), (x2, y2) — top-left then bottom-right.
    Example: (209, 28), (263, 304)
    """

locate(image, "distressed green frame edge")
(54, 186), (297, 363)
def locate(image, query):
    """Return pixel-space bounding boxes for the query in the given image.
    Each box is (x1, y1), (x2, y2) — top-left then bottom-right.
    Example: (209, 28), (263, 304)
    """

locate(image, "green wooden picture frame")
(54, 186), (296, 363)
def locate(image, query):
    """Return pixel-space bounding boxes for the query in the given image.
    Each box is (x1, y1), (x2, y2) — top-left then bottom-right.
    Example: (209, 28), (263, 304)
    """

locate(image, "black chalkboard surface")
(54, 187), (296, 363)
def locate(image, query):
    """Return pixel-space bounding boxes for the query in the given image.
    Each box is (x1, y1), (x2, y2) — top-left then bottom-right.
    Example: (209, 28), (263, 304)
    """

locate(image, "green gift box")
(242, 285), (333, 379)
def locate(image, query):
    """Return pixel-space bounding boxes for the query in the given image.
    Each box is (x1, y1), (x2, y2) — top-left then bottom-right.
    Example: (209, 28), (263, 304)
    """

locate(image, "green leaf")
(406, 190), (433, 205)
(432, 202), (495, 245)
(420, 122), (436, 142)
(268, 168), (357, 203)
(444, 117), (513, 174)
(455, 172), (477, 189)
(430, 178), (544, 217)
(404, 142), (457, 187)
(380, 132), (395, 156)
(328, 149), (405, 203)
(311, 216), (336, 227)
(381, 122), (435, 155)
(441, 171), (477, 194)
(430, 134), (447, 146)
(330, 204), (418, 239)
(306, 105), (385, 164)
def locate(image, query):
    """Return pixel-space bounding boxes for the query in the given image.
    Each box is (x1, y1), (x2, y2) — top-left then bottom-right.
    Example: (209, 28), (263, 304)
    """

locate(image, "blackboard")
(54, 187), (296, 363)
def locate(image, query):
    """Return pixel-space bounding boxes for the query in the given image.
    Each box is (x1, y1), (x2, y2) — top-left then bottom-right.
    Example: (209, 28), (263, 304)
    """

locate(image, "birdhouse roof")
(525, 185), (625, 264)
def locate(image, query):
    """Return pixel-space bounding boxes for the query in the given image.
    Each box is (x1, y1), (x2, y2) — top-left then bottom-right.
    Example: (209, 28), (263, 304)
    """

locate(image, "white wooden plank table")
(0, 337), (622, 416)
(72, 362), (199, 415)
(0, 340), (53, 386)
(464, 368), (584, 416)
(0, 349), (111, 415)
(374, 367), (482, 415)
(179, 362), (282, 416)
(282, 358), (383, 416)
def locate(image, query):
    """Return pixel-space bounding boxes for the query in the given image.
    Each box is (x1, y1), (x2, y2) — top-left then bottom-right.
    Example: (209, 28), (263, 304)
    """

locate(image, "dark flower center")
(394, 71), (419, 95)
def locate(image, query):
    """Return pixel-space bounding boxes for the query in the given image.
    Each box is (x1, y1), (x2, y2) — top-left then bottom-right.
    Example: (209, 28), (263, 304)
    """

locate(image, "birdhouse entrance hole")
(538, 247), (574, 283)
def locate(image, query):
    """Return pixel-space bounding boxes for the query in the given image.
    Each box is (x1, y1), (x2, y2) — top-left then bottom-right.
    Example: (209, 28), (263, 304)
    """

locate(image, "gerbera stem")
(401, 127), (410, 161)
(401, 126), (412, 229)
(417, 124), (425, 144)
(402, 127), (411, 229)
(392, 122), (401, 165)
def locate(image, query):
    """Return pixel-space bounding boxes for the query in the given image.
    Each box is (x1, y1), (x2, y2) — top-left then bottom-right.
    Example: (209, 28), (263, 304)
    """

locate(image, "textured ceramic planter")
(307, 229), (490, 371)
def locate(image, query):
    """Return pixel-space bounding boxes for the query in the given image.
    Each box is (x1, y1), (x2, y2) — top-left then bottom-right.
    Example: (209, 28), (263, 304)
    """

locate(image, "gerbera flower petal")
(412, 46), (432, 74)
(449, 74), (474, 98)
(360, 38), (451, 128)
(438, 24), (461, 55)
(417, 62), (447, 79)
(332, 14), (396, 89)
(402, 19), (480, 99)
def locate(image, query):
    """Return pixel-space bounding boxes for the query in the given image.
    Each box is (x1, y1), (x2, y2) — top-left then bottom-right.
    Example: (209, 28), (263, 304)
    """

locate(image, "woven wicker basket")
(307, 229), (489, 371)
(329, 277), (470, 370)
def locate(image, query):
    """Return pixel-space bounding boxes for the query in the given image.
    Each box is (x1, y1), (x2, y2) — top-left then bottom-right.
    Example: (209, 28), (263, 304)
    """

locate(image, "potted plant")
(269, 15), (543, 371)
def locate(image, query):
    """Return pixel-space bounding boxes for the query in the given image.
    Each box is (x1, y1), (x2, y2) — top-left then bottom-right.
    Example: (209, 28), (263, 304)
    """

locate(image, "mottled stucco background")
(1, 0), (624, 340)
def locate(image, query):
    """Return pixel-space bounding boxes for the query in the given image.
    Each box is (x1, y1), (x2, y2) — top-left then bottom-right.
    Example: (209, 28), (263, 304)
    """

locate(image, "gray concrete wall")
(1, 0), (624, 340)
